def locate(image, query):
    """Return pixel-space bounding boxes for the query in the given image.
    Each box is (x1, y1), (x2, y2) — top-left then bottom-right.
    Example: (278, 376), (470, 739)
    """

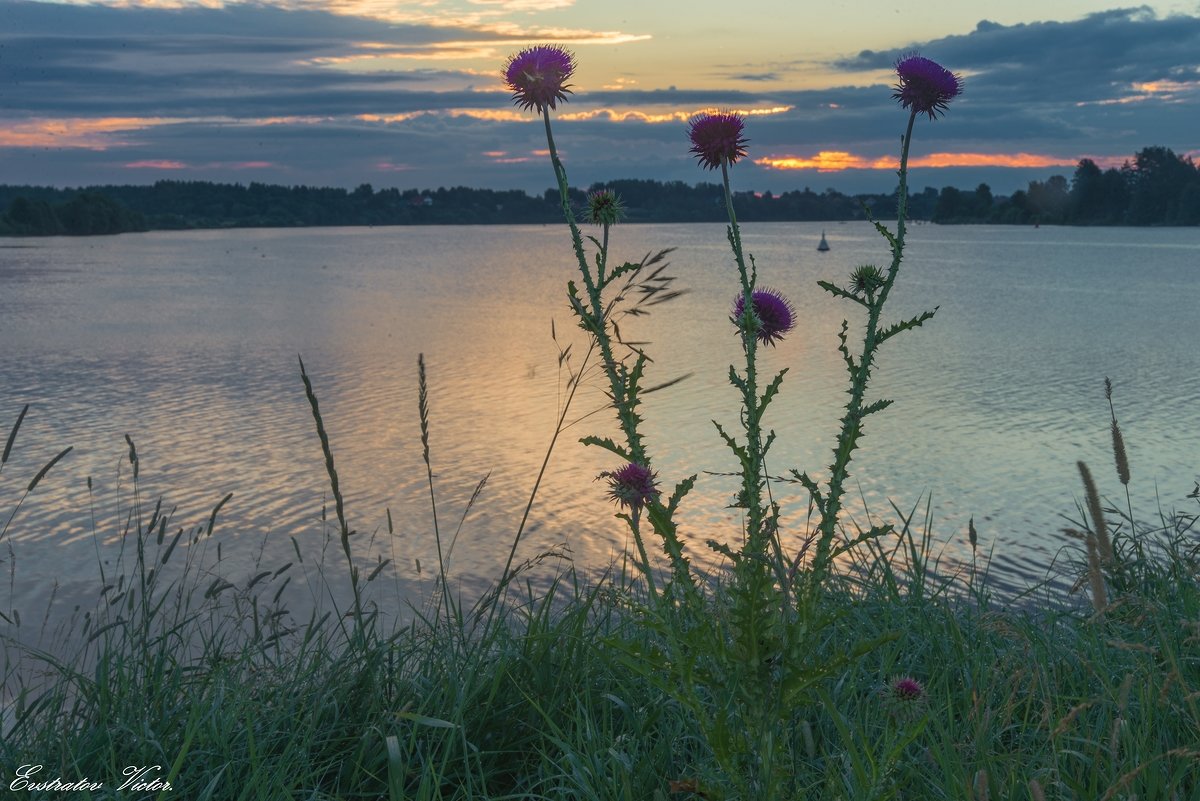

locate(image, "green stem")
(541, 107), (644, 462)
(812, 108), (918, 580)
(720, 159), (767, 553)
(599, 222), (609, 284)
(539, 105), (694, 599)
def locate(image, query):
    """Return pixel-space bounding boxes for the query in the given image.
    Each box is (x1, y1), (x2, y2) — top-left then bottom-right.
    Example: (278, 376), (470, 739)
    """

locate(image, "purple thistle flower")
(880, 675), (927, 721)
(893, 54), (962, 119)
(687, 112), (748, 170)
(504, 45), (575, 113)
(889, 676), (925, 702)
(732, 287), (795, 347)
(601, 462), (660, 511)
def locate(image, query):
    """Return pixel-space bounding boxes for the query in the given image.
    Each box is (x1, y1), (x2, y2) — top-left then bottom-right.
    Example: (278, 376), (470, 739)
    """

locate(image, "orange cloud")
(354, 106), (795, 127)
(0, 115), (329, 149)
(910, 153), (1080, 168)
(448, 108), (529, 121)
(558, 105), (792, 124)
(1078, 78), (1200, 107)
(753, 151), (887, 172)
(0, 117), (171, 149)
(124, 160), (280, 170)
(307, 29), (649, 69)
(755, 151), (1116, 172)
(1132, 79), (1200, 93)
(125, 160), (188, 169)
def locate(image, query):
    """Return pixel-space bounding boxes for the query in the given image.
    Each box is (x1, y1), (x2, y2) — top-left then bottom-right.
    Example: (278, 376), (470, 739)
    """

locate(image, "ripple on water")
(1, 223), (1198, 625)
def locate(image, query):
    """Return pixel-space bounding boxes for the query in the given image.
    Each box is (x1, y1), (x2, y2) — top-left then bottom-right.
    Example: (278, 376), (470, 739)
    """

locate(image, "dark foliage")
(932, 146), (1200, 226)
(2, 146), (1196, 236)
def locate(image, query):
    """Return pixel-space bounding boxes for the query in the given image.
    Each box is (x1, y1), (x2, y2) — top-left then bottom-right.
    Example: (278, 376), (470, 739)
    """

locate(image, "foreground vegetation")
(1, 401), (1197, 799)
(3, 46), (1197, 801)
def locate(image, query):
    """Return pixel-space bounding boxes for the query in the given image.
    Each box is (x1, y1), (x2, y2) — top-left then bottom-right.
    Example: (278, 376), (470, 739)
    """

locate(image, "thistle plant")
(502, 45), (695, 599)
(796, 53), (960, 586)
(503, 46), (959, 800)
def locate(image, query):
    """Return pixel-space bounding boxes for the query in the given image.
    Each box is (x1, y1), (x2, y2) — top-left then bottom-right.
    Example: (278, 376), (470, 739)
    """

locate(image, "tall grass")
(2, 370), (1196, 799)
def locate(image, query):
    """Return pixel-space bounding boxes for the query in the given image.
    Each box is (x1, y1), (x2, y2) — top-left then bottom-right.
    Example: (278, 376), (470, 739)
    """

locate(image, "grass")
(1, 377), (1197, 801)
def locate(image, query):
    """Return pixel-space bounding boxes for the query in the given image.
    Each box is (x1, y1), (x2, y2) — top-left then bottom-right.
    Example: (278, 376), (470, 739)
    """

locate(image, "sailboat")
(817, 231), (830, 252)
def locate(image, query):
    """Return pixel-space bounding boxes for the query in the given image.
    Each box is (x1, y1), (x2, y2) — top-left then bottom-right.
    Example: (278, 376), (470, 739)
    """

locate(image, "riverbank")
(2, 429), (1196, 799)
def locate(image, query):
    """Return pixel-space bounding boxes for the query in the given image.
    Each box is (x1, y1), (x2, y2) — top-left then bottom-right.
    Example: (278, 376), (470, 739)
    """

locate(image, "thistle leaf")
(860, 398), (895, 417)
(817, 280), (869, 308)
(667, 474), (698, 516)
(877, 307), (938, 344)
(579, 436), (632, 461)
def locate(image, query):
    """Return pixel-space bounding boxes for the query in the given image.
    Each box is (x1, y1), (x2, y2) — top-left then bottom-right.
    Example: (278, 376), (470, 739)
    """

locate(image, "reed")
(1, 394), (1196, 799)
(1078, 460), (1114, 563)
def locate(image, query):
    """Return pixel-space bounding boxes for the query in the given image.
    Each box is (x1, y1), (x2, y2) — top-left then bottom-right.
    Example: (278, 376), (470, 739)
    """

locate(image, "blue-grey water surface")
(1, 222), (1197, 624)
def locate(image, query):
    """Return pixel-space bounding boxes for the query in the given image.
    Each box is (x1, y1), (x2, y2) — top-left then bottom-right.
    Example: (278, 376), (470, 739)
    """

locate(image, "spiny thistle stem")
(811, 108), (917, 581)
(599, 221), (610, 285)
(541, 107), (644, 461)
(720, 157), (769, 552)
(540, 105), (692, 599)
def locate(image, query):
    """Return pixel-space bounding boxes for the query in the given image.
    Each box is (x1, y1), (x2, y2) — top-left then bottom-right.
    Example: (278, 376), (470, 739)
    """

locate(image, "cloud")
(124, 159), (188, 169)
(727, 72), (780, 82)
(1, 2), (1197, 195)
(468, 0), (576, 10)
(835, 7), (1200, 106)
(754, 151), (1125, 172)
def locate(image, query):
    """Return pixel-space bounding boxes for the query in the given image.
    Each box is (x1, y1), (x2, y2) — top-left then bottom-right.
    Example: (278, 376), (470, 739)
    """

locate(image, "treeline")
(0, 180), (906, 234)
(932, 146), (1200, 225)
(0, 192), (147, 236)
(2, 146), (1196, 236)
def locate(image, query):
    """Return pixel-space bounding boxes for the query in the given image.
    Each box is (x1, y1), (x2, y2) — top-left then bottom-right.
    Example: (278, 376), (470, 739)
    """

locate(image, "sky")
(1, 0), (1199, 195)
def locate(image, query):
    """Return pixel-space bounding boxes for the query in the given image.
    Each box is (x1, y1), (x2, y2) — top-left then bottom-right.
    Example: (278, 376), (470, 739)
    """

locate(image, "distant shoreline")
(4, 148), (1199, 236)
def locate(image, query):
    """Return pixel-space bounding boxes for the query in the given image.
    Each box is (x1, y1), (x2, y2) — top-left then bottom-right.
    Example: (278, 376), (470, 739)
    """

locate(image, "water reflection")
(1, 223), (1198, 627)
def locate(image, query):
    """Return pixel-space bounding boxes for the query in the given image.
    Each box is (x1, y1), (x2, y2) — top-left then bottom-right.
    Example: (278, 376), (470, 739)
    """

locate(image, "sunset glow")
(753, 151), (1127, 173)
(0, 117), (171, 149)
(3, 2), (1195, 192)
(124, 160), (280, 170)
(124, 160), (188, 169)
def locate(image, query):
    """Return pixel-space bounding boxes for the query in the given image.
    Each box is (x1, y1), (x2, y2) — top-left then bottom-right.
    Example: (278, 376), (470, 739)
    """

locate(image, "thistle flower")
(732, 287), (795, 347)
(687, 112), (748, 170)
(504, 45), (575, 112)
(888, 676), (925, 701)
(585, 188), (625, 226)
(601, 462), (660, 510)
(880, 675), (927, 720)
(893, 54), (962, 119)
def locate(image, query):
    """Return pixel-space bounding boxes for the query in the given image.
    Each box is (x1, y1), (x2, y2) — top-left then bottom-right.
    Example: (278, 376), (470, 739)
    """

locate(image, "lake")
(1, 222), (1198, 625)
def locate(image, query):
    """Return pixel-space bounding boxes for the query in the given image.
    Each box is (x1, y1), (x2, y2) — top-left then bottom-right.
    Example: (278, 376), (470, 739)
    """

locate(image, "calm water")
(1, 222), (1198, 621)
